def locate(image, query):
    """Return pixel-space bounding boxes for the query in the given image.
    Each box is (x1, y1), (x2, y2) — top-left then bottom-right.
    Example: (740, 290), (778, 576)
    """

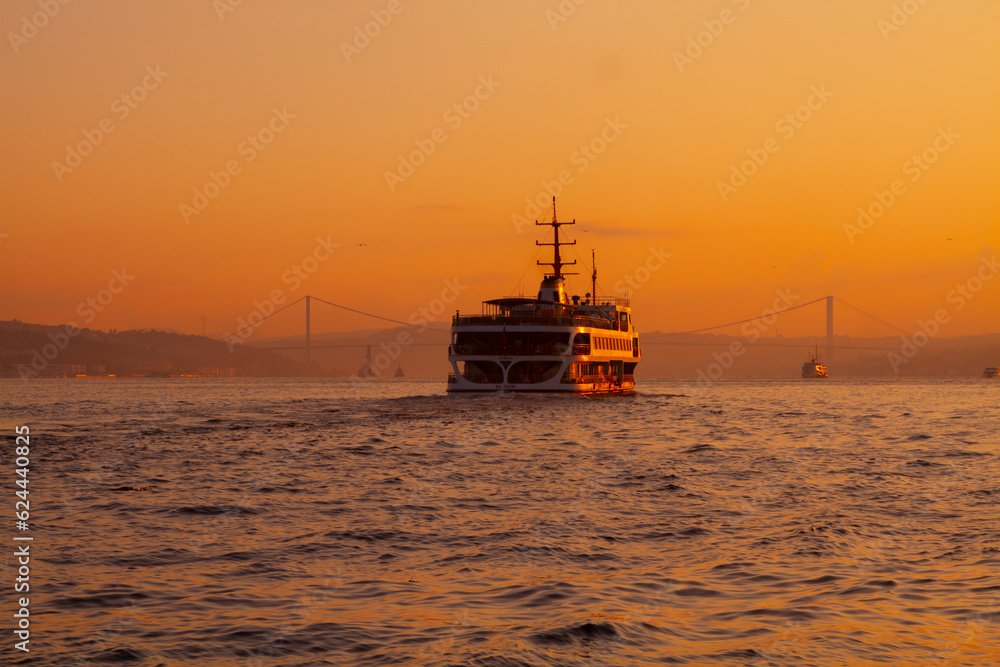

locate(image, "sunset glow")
(2, 0), (998, 340)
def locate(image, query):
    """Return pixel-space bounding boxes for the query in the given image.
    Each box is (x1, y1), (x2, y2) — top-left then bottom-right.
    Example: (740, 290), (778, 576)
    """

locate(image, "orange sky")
(2, 0), (998, 340)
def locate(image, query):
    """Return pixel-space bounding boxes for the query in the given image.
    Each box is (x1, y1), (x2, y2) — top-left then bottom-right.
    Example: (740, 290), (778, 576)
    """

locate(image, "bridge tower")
(826, 295), (833, 366)
(305, 296), (311, 369)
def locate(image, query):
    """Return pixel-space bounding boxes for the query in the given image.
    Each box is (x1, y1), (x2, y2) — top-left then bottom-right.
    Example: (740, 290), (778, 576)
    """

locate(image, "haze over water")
(4, 377), (999, 666)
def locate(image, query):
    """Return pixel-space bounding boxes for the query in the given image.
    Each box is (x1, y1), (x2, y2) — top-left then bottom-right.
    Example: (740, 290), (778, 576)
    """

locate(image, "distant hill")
(2, 319), (996, 379)
(0, 320), (306, 378)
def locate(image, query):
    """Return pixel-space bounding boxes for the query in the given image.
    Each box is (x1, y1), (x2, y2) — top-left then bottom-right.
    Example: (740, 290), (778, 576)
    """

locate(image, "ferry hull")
(447, 353), (636, 395)
(447, 378), (635, 394)
(447, 380), (635, 395)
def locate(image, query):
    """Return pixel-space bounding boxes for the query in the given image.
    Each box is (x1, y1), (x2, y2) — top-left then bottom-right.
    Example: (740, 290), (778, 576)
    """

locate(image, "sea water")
(1, 378), (998, 666)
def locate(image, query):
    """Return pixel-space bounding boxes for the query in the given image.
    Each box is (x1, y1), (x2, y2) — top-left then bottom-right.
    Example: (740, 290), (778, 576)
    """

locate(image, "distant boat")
(357, 345), (377, 378)
(394, 364), (404, 378)
(985, 367), (999, 378)
(802, 346), (828, 378)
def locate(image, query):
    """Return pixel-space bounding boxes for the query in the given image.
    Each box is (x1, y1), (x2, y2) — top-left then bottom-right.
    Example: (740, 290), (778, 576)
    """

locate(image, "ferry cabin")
(447, 276), (640, 393)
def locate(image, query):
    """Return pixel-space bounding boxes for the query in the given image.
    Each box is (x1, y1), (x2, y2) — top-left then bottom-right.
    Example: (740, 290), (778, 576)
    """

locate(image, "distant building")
(134, 360), (172, 373)
(195, 367), (238, 377)
(50, 364), (86, 377)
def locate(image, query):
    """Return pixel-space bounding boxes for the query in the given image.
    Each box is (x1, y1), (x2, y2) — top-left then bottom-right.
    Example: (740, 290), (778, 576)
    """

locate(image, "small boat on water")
(447, 198), (640, 394)
(802, 346), (828, 378)
(984, 367), (999, 378)
(394, 364), (405, 378)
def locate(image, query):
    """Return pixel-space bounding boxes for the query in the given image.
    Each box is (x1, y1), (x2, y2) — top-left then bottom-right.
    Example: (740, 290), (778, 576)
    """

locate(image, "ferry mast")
(535, 197), (578, 279)
(591, 249), (597, 304)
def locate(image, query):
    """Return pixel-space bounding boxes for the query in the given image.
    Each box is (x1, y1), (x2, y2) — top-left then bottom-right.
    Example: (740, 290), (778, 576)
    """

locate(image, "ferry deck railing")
(561, 373), (635, 385)
(449, 344), (591, 356)
(453, 314), (620, 330)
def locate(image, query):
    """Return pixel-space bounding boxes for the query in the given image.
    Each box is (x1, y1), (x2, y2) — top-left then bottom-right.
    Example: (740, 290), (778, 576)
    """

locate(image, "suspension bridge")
(225, 293), (905, 370)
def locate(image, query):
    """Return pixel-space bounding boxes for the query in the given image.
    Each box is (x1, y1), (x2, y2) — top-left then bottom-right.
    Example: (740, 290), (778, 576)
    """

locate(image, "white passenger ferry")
(447, 199), (639, 394)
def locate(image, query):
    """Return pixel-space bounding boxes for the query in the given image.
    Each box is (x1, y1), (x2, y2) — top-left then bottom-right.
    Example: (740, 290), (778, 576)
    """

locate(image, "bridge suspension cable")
(227, 294), (425, 342)
(229, 295), (308, 339)
(642, 297), (828, 338)
(308, 296), (414, 327)
(833, 297), (908, 335)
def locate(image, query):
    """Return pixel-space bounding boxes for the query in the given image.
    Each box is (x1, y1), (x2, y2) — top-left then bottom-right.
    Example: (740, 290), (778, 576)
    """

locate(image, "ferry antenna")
(591, 249), (597, 303)
(535, 197), (578, 279)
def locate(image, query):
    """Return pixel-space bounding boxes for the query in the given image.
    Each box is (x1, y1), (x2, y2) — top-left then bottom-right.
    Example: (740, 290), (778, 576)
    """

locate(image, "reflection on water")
(2, 378), (998, 666)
